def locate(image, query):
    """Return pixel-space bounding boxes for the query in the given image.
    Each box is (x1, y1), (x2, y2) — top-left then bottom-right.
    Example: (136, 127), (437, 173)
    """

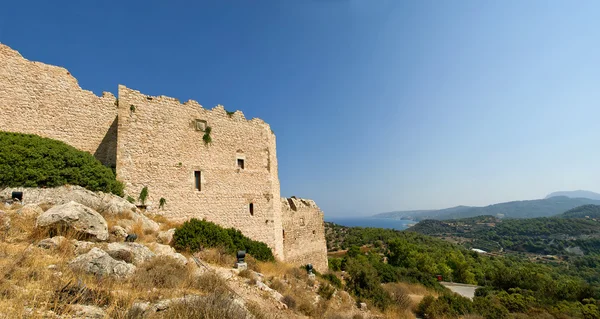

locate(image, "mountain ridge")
(373, 195), (600, 220)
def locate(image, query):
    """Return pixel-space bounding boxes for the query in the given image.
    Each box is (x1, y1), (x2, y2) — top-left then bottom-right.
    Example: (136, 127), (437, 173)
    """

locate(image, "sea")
(324, 217), (414, 230)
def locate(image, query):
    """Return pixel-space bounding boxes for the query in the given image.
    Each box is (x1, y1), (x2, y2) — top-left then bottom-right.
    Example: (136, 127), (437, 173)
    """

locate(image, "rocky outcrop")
(106, 242), (155, 265)
(67, 304), (107, 319)
(1, 186), (135, 215)
(37, 236), (69, 249)
(157, 228), (175, 244)
(147, 243), (187, 265)
(110, 225), (128, 239)
(36, 201), (108, 241)
(16, 204), (43, 217)
(69, 247), (135, 278)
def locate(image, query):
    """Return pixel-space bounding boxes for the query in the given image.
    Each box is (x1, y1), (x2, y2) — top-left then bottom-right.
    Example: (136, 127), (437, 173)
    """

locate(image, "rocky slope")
(0, 186), (377, 319)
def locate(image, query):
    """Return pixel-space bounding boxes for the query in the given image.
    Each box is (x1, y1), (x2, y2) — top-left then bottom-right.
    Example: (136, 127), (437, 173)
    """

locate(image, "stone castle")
(0, 44), (328, 271)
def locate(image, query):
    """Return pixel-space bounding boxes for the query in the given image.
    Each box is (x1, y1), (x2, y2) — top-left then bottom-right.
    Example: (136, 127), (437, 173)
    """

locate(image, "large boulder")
(106, 242), (155, 265)
(16, 204), (43, 218)
(147, 243), (187, 265)
(157, 228), (175, 244)
(0, 186), (135, 215)
(69, 247), (135, 278)
(36, 202), (108, 241)
(110, 225), (128, 239)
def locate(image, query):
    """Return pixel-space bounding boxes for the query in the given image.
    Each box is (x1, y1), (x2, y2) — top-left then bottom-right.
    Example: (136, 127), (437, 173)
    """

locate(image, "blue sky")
(1, 1), (599, 216)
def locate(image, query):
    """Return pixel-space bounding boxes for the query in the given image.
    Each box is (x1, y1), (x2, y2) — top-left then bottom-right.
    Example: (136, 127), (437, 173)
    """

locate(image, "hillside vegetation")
(0, 131), (123, 196)
(374, 196), (600, 220)
(325, 222), (600, 318)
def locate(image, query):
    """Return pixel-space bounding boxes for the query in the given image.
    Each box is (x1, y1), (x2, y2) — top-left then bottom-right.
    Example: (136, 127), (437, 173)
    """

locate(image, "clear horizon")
(1, 1), (599, 217)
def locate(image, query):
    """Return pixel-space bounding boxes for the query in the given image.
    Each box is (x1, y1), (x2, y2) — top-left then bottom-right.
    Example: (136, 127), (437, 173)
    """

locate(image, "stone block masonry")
(0, 43), (327, 269)
(0, 44), (118, 167)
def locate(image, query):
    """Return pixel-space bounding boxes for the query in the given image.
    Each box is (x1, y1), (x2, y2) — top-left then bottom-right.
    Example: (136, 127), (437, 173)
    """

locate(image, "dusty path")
(440, 282), (480, 300)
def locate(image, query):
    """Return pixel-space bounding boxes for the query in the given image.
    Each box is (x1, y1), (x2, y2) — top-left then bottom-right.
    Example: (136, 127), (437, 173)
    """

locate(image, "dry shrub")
(318, 283), (336, 300)
(196, 247), (236, 267)
(108, 249), (134, 264)
(282, 294), (297, 310)
(149, 291), (248, 319)
(256, 260), (293, 278)
(50, 279), (113, 313)
(191, 271), (230, 295)
(238, 269), (257, 285)
(383, 283), (412, 310)
(285, 267), (307, 281)
(246, 300), (281, 319)
(148, 213), (180, 231)
(268, 278), (286, 293)
(132, 256), (188, 289)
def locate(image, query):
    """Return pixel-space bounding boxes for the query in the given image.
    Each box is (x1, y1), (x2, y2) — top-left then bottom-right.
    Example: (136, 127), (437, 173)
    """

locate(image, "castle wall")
(281, 197), (328, 272)
(116, 86), (285, 259)
(0, 44), (118, 167)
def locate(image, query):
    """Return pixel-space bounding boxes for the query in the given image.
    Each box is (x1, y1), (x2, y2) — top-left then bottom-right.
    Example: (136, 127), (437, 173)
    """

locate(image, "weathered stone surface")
(281, 197), (328, 272)
(157, 228), (175, 244)
(69, 247), (135, 278)
(147, 243), (187, 265)
(71, 240), (96, 255)
(106, 242), (155, 265)
(0, 186), (135, 216)
(110, 225), (128, 239)
(36, 201), (108, 241)
(67, 304), (106, 319)
(133, 213), (160, 233)
(16, 204), (43, 217)
(38, 236), (69, 249)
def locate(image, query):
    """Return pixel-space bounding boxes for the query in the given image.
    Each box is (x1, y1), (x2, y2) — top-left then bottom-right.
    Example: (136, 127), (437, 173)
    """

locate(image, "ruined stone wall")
(281, 197), (328, 272)
(116, 86), (284, 259)
(0, 44), (118, 167)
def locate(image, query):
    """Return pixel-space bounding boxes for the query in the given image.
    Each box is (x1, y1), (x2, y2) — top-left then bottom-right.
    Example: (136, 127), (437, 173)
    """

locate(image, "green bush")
(321, 272), (343, 288)
(0, 131), (123, 196)
(173, 218), (275, 261)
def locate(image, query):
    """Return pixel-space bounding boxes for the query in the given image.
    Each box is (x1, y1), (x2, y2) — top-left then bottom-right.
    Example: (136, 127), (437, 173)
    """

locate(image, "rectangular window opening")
(237, 158), (245, 169)
(194, 171), (201, 191)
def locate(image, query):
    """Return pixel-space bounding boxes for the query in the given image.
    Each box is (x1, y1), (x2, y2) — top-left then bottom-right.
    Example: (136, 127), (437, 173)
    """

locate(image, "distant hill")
(545, 190), (600, 200)
(407, 209), (600, 256)
(373, 197), (600, 220)
(560, 204), (600, 219)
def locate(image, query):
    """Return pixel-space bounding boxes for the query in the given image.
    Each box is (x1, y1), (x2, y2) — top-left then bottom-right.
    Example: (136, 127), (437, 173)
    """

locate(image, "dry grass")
(147, 290), (248, 319)
(131, 256), (189, 289)
(147, 213), (181, 231)
(196, 248), (236, 267)
(190, 271), (231, 295)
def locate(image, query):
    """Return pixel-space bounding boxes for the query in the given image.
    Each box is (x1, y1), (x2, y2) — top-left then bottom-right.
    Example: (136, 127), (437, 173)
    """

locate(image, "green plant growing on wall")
(226, 110), (235, 117)
(126, 196), (135, 204)
(177, 162), (182, 167)
(203, 126), (212, 145)
(159, 197), (166, 209)
(130, 104), (136, 112)
(138, 186), (149, 205)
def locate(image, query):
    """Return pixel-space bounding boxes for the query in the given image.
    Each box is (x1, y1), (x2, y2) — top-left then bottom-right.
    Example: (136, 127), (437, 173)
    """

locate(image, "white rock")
(147, 243), (187, 265)
(16, 204), (43, 217)
(36, 201), (108, 241)
(0, 186), (136, 215)
(71, 240), (96, 255)
(106, 242), (155, 265)
(67, 304), (106, 319)
(69, 247), (135, 278)
(110, 225), (128, 239)
(157, 228), (175, 244)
